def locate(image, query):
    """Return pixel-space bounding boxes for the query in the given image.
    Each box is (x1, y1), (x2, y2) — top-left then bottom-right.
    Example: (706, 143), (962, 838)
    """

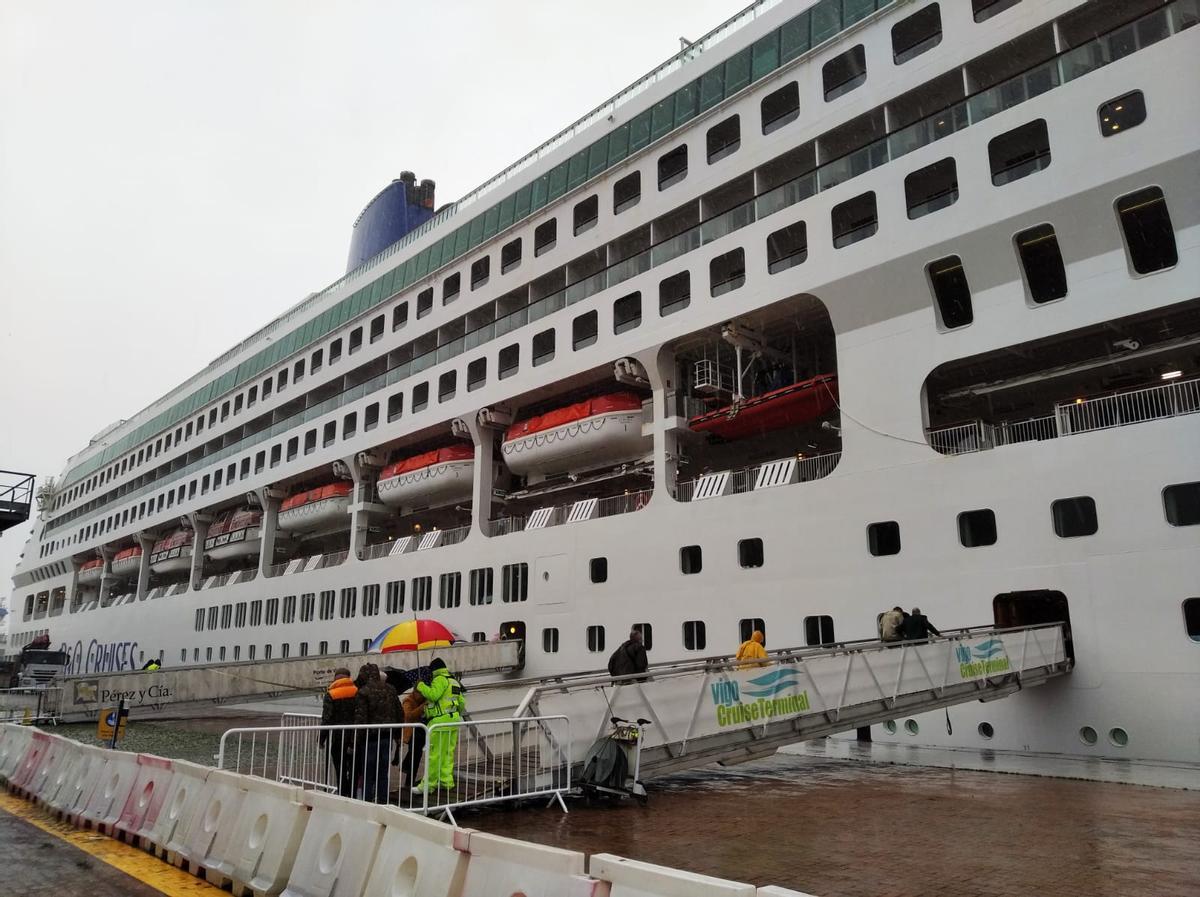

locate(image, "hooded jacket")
(319, 676), (358, 747)
(416, 667), (465, 719)
(353, 663), (402, 728)
(735, 631), (768, 669)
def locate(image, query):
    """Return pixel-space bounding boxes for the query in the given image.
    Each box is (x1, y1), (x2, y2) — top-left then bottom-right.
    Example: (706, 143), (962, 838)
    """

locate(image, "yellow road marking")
(0, 791), (223, 896)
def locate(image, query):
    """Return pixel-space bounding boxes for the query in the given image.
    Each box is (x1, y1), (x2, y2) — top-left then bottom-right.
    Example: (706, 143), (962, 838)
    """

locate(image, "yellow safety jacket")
(417, 668), (465, 719)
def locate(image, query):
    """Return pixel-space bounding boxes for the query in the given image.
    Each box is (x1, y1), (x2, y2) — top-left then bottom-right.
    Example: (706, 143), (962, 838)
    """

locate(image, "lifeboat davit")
(278, 482), (354, 534)
(77, 558), (105, 586)
(377, 445), (474, 511)
(204, 509), (262, 561)
(150, 529), (193, 574)
(110, 546), (143, 579)
(501, 392), (649, 478)
(688, 374), (838, 441)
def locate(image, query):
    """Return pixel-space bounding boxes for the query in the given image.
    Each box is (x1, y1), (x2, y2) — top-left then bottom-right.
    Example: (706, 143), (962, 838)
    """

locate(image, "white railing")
(218, 713), (571, 823)
(673, 452), (841, 502)
(0, 686), (63, 723)
(928, 377), (1199, 456)
(487, 489), (652, 537)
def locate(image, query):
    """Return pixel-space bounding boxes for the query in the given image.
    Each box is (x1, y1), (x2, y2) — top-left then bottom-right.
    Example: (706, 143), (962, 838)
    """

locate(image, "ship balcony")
(487, 487), (653, 537)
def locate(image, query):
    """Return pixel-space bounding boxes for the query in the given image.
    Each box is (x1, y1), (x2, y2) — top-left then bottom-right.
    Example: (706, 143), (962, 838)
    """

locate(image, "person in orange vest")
(318, 667), (358, 797)
(735, 630), (768, 669)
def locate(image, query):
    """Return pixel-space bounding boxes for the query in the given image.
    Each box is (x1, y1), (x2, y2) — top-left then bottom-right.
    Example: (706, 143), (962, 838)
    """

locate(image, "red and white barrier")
(37, 737), (85, 809)
(113, 753), (174, 843)
(362, 806), (469, 897)
(280, 790), (385, 897)
(79, 749), (141, 832)
(0, 723), (34, 783)
(25, 733), (75, 803)
(589, 854), (757, 897)
(458, 829), (588, 897)
(151, 758), (211, 856)
(224, 776), (309, 897)
(60, 742), (109, 824)
(8, 729), (52, 797)
(176, 767), (247, 886)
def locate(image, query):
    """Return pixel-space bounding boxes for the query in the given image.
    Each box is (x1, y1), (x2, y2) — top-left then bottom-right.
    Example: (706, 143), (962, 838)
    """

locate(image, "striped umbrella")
(368, 619), (454, 653)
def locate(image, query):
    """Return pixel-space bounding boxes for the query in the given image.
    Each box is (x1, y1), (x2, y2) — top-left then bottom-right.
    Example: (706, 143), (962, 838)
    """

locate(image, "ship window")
(893, 4), (941, 64)
(194, 609), (204, 631)
(958, 509), (998, 547)
(443, 273), (460, 303)
(412, 381), (429, 412)
(989, 119), (1050, 186)
(739, 618), (766, 642)
(868, 521), (901, 556)
(233, 395), (243, 415)
(574, 195), (599, 235)
(294, 359), (305, 382)
(501, 238), (522, 274)
(614, 172), (641, 215)
(412, 576), (432, 611)
(707, 115), (740, 164)
(658, 145), (687, 190)
(385, 580), (404, 613)
(469, 567), (493, 605)
(254, 451), (264, 473)
(589, 557), (608, 584)
(349, 327), (363, 354)
(972, 0), (1020, 22)
(499, 343), (520, 379)
(1184, 599), (1200, 642)
(1014, 224), (1068, 304)
(534, 219), (557, 256)
(928, 255), (973, 330)
(470, 256), (489, 290)
(587, 625), (606, 653)
(364, 402), (379, 431)
(905, 157), (958, 219)
(249, 600), (262, 626)
(438, 371), (456, 402)
(417, 288), (434, 318)
(683, 620), (707, 651)
(261, 378), (273, 401)
(393, 302), (408, 330)
(680, 545), (702, 575)
(659, 271), (691, 316)
(761, 81), (799, 135)
(542, 628), (560, 653)
(823, 45), (867, 102)
(738, 538), (764, 568)
(207, 606), (218, 630)
(613, 292), (641, 334)
(1164, 483), (1200, 526)
(467, 357), (487, 391)
(311, 349), (323, 373)
(322, 421), (336, 448)
(634, 622), (653, 651)
(532, 328), (555, 367)
(1116, 187), (1177, 275)
(221, 401), (231, 421)
(502, 563), (528, 602)
(369, 315), (384, 343)
(832, 191), (878, 248)
(710, 248), (746, 297)
(280, 594), (296, 624)
(804, 615), (835, 646)
(387, 392), (403, 422)
(572, 311), (598, 350)
(263, 644), (272, 660)
(439, 572), (462, 609)
(1052, 496), (1098, 538)
(206, 647), (213, 662)
(767, 221), (807, 274)
(280, 644), (290, 659)
(319, 589), (335, 620)
(363, 584), (380, 616)
(1098, 91), (1146, 137)
(341, 412), (356, 439)
(329, 338), (342, 363)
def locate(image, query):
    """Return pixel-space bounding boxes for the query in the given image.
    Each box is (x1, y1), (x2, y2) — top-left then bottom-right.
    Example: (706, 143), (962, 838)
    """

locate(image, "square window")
(438, 370), (456, 402)
(312, 348), (324, 371)
(683, 620), (706, 651)
(832, 192), (878, 248)
(823, 45), (867, 101)
(767, 221), (807, 274)
(657, 145), (688, 190)
(587, 625), (606, 653)
(590, 557), (608, 583)
(680, 545), (702, 575)
(369, 315), (384, 343)
(443, 273), (461, 303)
(761, 82), (799, 135)
(1183, 598), (1200, 642)
(534, 219), (557, 256)
(706, 115), (740, 164)
(738, 538), (764, 568)
(659, 271), (691, 316)
(1163, 482), (1200, 526)
(1052, 496), (1098, 538)
(613, 291), (642, 335)
(417, 288), (434, 318)
(470, 256), (490, 290)
(892, 4), (941, 64)
(387, 392), (404, 421)
(989, 120), (1051, 186)
(412, 381), (429, 412)
(804, 615), (835, 646)
(342, 412), (357, 439)
(393, 303), (408, 330)
(532, 329), (555, 367)
(467, 357), (487, 391)
(1116, 187), (1177, 275)
(868, 521), (901, 556)
(542, 628), (560, 653)
(958, 509), (997, 547)
(348, 327), (363, 354)
(364, 403), (379, 431)
(1015, 224), (1068, 304)
(972, 0), (1020, 22)
(330, 338), (343, 363)
(499, 343), (520, 379)
(469, 568), (493, 605)
(614, 172), (641, 214)
(905, 157), (958, 219)
(573, 195), (599, 235)
(633, 622), (653, 651)
(710, 248), (746, 297)
(739, 618), (765, 643)
(501, 239), (522, 274)
(1098, 91), (1146, 137)
(572, 311), (598, 350)
(928, 255), (972, 330)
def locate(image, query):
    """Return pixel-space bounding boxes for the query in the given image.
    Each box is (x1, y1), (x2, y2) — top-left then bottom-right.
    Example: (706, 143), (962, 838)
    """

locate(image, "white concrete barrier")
(79, 749), (141, 832)
(589, 854), (757, 897)
(280, 790), (385, 897)
(362, 806), (469, 897)
(0, 723), (33, 784)
(61, 743), (110, 824)
(458, 829), (588, 897)
(149, 757), (210, 856)
(176, 767), (247, 885)
(224, 776), (309, 897)
(38, 737), (85, 809)
(26, 733), (76, 803)
(8, 729), (51, 796)
(113, 753), (175, 843)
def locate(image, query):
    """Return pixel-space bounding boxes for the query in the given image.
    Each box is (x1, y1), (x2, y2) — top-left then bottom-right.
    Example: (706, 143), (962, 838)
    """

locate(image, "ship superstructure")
(9, 0), (1200, 763)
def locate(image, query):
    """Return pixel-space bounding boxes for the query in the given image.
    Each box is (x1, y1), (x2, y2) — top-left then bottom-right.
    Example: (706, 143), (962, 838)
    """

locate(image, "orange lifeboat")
(376, 445), (474, 511)
(110, 546), (143, 579)
(77, 557), (105, 586)
(688, 374), (838, 440)
(204, 508), (262, 561)
(150, 529), (193, 574)
(501, 392), (649, 477)
(278, 482), (354, 534)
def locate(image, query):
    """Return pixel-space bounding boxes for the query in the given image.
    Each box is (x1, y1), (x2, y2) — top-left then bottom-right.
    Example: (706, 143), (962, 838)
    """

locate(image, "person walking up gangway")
(607, 628), (649, 681)
(880, 606), (905, 643)
(734, 630), (768, 669)
(901, 607), (941, 641)
(412, 658), (465, 795)
(319, 667), (358, 798)
(353, 663), (401, 803)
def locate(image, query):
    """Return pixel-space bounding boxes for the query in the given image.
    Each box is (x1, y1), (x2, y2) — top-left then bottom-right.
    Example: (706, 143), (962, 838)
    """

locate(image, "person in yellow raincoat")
(412, 658), (465, 793)
(735, 630), (768, 669)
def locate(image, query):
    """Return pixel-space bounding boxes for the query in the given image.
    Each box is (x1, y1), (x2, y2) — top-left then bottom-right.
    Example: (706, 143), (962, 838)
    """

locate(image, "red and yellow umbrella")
(368, 619), (455, 653)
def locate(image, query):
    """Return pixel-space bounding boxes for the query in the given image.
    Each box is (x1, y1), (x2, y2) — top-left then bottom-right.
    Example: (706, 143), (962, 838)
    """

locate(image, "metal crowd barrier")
(0, 687), (63, 724)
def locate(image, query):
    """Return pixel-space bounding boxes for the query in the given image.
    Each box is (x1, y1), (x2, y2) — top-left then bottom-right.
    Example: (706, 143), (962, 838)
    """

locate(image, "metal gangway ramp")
(483, 623), (1070, 780)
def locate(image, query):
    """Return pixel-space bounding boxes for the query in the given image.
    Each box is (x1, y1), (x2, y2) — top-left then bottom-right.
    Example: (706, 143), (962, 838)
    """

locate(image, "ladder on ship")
(468, 623), (1071, 781)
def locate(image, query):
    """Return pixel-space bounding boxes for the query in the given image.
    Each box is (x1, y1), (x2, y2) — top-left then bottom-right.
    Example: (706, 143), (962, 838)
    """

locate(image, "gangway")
(0, 470), (35, 534)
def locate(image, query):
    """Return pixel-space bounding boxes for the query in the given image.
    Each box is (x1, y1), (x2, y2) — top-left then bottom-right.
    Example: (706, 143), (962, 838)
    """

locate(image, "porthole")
(904, 719), (919, 735)
(883, 720), (897, 734)
(1109, 727), (1129, 747)
(1079, 725), (1098, 746)
(978, 722), (994, 739)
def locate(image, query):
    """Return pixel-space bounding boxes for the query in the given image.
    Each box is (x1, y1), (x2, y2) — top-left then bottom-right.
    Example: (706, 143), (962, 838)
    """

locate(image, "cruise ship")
(7, 0), (1199, 764)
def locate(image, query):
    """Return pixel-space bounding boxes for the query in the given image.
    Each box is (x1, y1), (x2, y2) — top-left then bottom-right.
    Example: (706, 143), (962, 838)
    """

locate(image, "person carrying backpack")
(608, 629), (648, 682)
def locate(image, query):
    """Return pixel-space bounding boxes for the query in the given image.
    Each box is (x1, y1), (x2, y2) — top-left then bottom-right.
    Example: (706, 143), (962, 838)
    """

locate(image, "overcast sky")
(0, 0), (744, 620)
